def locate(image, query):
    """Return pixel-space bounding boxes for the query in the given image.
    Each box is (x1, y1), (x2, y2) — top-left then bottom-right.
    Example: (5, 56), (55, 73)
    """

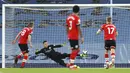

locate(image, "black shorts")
(69, 40), (79, 50)
(105, 40), (116, 50)
(18, 44), (29, 53)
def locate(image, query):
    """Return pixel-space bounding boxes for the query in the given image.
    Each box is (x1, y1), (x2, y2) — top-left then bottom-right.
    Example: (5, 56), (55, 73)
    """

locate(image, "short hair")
(106, 16), (112, 22)
(43, 41), (47, 44)
(73, 5), (80, 13)
(27, 23), (34, 27)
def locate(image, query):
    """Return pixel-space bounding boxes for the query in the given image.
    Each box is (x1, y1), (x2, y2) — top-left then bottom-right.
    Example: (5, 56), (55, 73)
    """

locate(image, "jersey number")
(21, 30), (26, 36)
(69, 21), (72, 30)
(107, 27), (115, 34)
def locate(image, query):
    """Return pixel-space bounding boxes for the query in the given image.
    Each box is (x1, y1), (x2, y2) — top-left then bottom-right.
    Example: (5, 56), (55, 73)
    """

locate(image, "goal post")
(2, 4), (130, 68)
(2, 4), (5, 68)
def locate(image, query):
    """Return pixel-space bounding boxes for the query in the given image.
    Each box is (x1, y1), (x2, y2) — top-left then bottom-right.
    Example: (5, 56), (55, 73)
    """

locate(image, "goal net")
(3, 4), (130, 68)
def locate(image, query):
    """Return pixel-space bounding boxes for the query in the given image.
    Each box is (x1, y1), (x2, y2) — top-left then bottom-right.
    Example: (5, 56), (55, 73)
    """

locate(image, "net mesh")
(4, 5), (130, 68)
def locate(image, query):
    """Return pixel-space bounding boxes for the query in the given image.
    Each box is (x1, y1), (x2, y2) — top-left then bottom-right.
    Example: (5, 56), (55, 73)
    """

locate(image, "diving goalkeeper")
(35, 41), (87, 67)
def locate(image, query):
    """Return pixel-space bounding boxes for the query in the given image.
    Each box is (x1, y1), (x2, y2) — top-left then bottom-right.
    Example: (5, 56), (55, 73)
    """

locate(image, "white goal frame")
(2, 4), (130, 68)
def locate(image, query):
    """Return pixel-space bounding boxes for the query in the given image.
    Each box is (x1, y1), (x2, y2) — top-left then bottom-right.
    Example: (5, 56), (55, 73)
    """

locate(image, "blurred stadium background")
(0, 0), (130, 68)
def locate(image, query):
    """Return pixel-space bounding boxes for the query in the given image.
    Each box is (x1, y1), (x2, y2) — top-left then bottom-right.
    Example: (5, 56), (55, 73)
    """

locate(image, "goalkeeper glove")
(35, 49), (39, 55)
(61, 42), (66, 46)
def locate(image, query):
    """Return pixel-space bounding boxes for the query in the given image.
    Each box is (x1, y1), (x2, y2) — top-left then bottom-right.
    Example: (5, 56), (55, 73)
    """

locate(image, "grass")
(0, 68), (130, 73)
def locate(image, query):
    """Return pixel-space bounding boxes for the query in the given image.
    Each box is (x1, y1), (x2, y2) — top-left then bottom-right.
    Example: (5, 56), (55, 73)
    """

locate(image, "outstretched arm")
(53, 45), (64, 48)
(53, 42), (66, 48)
(97, 24), (104, 35)
(12, 31), (21, 44)
(35, 49), (43, 55)
(96, 29), (102, 35)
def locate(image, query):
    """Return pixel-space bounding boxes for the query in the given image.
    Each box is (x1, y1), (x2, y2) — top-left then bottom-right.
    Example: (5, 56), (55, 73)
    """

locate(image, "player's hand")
(30, 43), (33, 48)
(96, 32), (100, 35)
(61, 42), (66, 46)
(81, 37), (84, 44)
(35, 49), (39, 52)
(35, 49), (39, 55)
(12, 40), (16, 44)
(96, 29), (101, 35)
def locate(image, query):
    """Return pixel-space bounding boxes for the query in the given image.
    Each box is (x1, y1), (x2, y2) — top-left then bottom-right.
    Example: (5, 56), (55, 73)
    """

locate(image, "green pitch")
(0, 68), (130, 73)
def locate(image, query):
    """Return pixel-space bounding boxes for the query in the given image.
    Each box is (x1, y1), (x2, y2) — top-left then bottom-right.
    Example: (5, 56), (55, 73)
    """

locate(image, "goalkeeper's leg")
(53, 59), (80, 69)
(53, 59), (67, 67)
(58, 53), (70, 59)
(59, 52), (87, 59)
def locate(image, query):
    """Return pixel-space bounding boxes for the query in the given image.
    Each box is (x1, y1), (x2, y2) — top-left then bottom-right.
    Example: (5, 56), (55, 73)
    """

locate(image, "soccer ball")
(83, 50), (88, 54)
(80, 50), (88, 58)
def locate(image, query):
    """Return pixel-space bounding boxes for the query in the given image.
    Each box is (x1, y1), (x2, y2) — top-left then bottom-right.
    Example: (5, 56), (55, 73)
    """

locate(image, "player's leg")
(59, 52), (87, 59)
(53, 59), (67, 67)
(53, 52), (70, 59)
(68, 40), (80, 68)
(52, 53), (70, 67)
(16, 52), (23, 59)
(58, 53), (70, 59)
(14, 52), (24, 65)
(105, 50), (109, 65)
(109, 40), (116, 68)
(109, 48), (115, 68)
(104, 40), (110, 69)
(17, 44), (29, 68)
(57, 53), (81, 69)
(14, 44), (24, 67)
(21, 52), (29, 68)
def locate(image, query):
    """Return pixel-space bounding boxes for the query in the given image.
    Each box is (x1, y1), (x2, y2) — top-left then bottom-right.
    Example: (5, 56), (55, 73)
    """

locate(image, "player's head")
(73, 5), (80, 14)
(27, 23), (34, 29)
(43, 41), (48, 48)
(106, 16), (112, 24)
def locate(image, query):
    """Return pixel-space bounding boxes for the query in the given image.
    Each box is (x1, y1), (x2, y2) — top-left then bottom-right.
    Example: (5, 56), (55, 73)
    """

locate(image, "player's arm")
(96, 29), (102, 35)
(66, 18), (69, 34)
(53, 45), (63, 48)
(52, 42), (66, 48)
(96, 25), (104, 35)
(28, 34), (33, 48)
(35, 49), (43, 55)
(116, 31), (118, 36)
(77, 25), (84, 44)
(12, 31), (21, 44)
(66, 24), (69, 34)
(115, 27), (118, 37)
(77, 18), (84, 44)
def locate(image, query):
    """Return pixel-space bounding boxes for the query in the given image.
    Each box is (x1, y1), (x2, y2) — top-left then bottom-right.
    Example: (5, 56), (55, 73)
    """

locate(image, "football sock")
(21, 55), (28, 67)
(111, 53), (115, 64)
(105, 53), (109, 64)
(17, 53), (23, 59)
(70, 49), (80, 65)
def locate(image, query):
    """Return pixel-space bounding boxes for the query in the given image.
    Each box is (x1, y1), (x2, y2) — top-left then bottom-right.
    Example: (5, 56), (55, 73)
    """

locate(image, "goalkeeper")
(35, 41), (87, 67)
